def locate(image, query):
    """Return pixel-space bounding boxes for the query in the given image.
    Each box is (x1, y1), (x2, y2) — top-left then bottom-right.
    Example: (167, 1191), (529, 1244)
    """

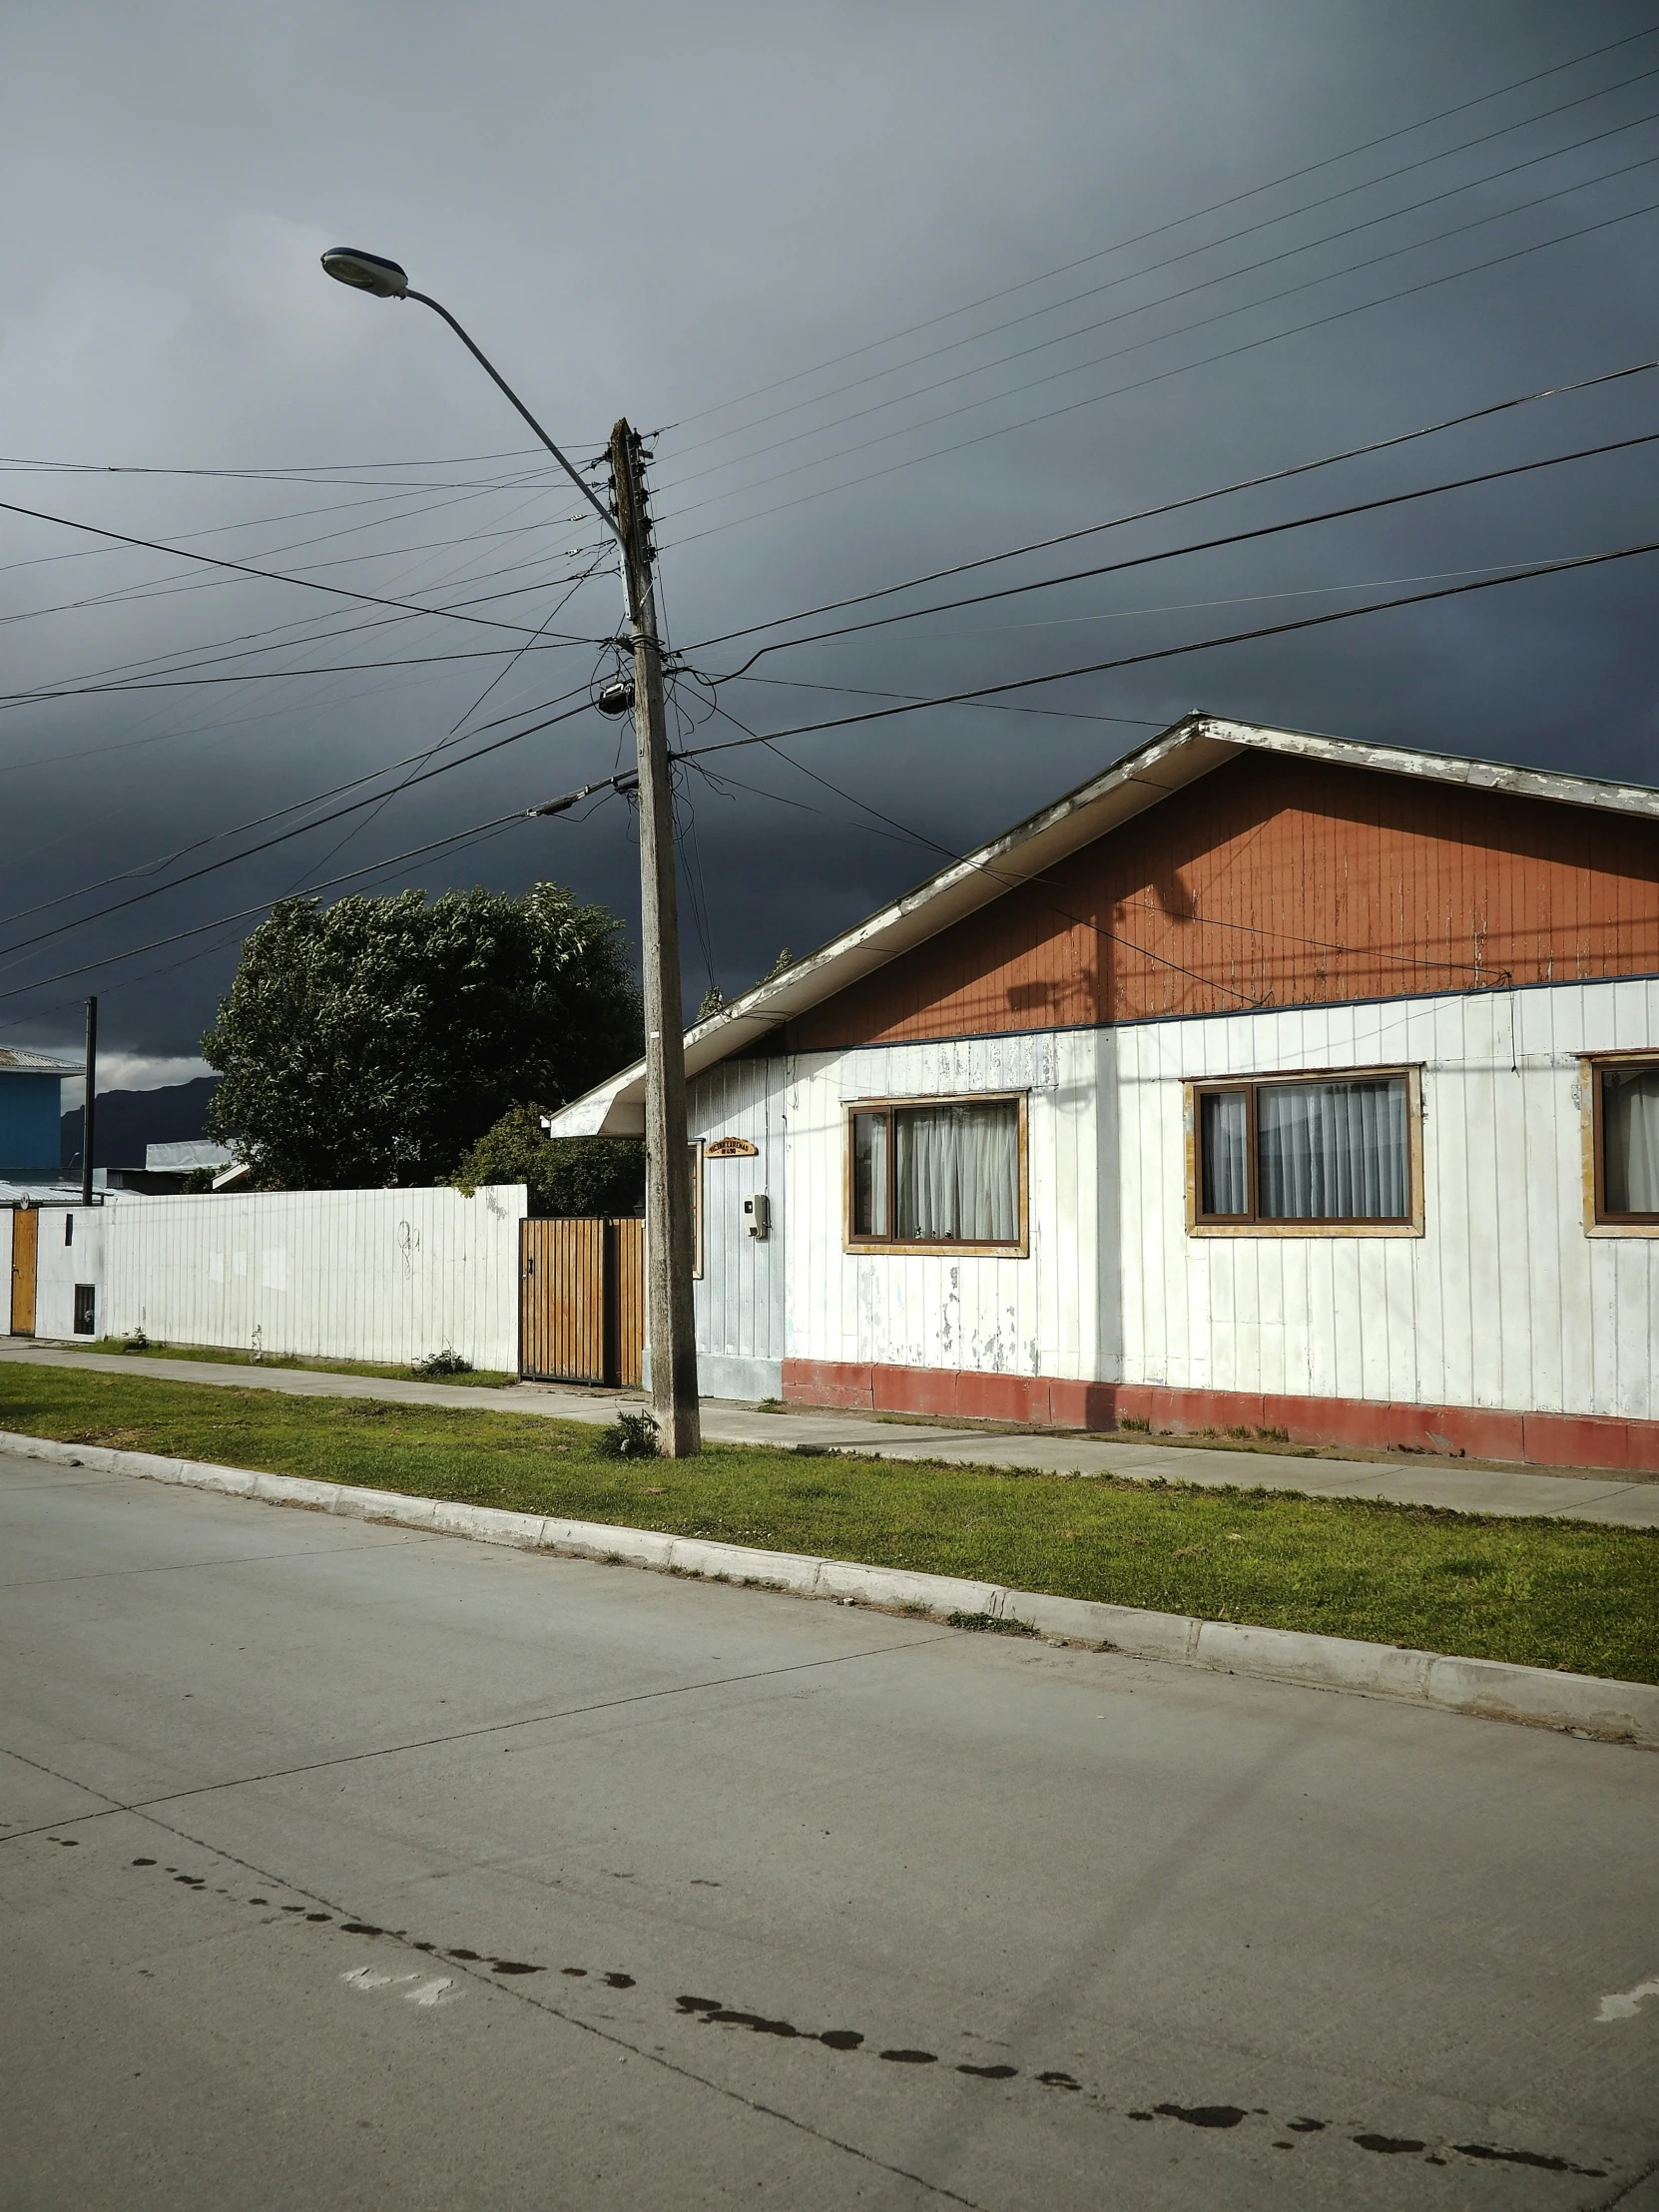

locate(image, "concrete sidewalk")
(5, 1341), (1656, 1527)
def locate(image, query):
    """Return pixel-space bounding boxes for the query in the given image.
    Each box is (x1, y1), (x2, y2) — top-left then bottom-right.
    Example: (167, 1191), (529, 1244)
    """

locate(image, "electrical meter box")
(743, 1192), (771, 1241)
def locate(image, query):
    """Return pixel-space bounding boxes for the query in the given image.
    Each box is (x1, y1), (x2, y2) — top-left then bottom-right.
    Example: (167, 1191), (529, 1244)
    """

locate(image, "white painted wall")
(33, 1204), (109, 1341)
(783, 1029), (1101, 1384)
(769, 978), (1659, 1421)
(688, 1057), (787, 1400)
(90, 1185), (527, 1372)
(1115, 977), (1659, 1421)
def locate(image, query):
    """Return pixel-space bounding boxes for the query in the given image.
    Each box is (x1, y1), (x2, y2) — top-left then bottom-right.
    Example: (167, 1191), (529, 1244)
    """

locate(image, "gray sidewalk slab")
(3, 1342), (1656, 1526)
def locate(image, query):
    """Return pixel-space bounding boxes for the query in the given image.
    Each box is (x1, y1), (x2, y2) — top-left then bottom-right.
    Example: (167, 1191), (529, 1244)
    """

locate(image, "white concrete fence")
(1, 1185), (528, 1373)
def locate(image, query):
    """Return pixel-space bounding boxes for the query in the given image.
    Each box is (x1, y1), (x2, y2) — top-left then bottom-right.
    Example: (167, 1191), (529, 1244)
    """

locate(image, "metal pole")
(81, 995), (98, 1208)
(610, 419), (700, 1456)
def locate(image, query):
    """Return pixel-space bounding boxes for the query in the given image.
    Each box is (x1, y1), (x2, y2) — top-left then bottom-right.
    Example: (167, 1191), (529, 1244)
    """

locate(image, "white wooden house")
(548, 714), (1659, 1473)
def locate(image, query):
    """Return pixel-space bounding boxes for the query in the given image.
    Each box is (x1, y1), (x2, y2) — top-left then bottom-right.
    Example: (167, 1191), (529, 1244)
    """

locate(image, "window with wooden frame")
(846, 1095), (1027, 1255)
(1187, 1068), (1422, 1235)
(1586, 1057), (1659, 1229)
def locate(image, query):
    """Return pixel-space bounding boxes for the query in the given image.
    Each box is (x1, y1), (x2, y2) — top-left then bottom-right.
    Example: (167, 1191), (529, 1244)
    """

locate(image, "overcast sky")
(3, 0), (1656, 1090)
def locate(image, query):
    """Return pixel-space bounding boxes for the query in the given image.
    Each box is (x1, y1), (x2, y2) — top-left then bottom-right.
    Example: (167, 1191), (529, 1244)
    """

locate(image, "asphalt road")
(3, 1450), (1655, 2211)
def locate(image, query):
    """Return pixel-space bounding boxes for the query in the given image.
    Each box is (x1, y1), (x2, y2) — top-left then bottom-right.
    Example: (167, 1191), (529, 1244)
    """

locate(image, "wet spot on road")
(305, 1913), (331, 1923)
(714, 2010), (800, 2037)
(491, 1960), (543, 1975)
(1287, 2119), (1325, 2133)
(1355, 2135), (1425, 2155)
(820, 2031), (864, 2051)
(132, 1858), (156, 1867)
(1156, 2103), (1246, 2129)
(604, 1972), (636, 1988)
(880, 2049), (937, 2065)
(340, 1923), (381, 1936)
(958, 2063), (1017, 2079)
(1453, 2144), (1606, 2177)
(1037, 2071), (1081, 2090)
(561, 1966), (588, 1978)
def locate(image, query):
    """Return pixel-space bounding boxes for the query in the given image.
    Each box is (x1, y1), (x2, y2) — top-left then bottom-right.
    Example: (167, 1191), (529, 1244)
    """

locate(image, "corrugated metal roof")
(546, 713), (1659, 1137)
(0, 1047), (80, 1075)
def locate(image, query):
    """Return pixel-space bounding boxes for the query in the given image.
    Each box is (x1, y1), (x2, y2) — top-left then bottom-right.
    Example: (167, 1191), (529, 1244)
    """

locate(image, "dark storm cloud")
(2, 0), (1656, 1077)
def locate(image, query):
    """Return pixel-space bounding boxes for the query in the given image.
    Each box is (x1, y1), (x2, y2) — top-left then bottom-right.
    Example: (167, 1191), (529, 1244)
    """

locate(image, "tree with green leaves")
(203, 881), (641, 1191)
(449, 1105), (644, 1218)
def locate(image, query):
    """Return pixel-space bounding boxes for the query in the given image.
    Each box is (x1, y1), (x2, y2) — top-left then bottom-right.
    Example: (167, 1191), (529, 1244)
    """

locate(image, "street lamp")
(321, 245), (702, 1455)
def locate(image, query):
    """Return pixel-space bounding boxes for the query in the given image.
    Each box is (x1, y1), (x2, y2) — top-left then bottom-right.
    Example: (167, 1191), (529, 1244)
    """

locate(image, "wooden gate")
(9, 1208), (37, 1337)
(519, 1217), (645, 1387)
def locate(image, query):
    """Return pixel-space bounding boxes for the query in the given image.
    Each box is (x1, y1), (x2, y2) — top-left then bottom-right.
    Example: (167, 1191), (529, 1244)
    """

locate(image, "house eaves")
(546, 711), (1659, 1138)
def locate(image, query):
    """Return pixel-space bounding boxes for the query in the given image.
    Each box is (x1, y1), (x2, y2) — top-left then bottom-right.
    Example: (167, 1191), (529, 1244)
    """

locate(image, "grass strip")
(85, 1340), (513, 1386)
(5, 1362), (1655, 1686)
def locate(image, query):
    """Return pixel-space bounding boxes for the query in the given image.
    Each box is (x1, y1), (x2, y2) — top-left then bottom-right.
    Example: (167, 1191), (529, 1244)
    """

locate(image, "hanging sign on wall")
(704, 1136), (760, 1158)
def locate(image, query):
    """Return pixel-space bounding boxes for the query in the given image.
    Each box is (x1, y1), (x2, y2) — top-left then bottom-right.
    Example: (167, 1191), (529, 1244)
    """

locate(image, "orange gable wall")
(782, 752), (1659, 1051)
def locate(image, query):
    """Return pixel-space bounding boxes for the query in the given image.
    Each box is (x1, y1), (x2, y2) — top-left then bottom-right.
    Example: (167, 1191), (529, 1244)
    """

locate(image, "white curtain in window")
(1201, 1090), (1248, 1215)
(852, 1111), (889, 1236)
(1257, 1078), (1407, 1221)
(1604, 1069), (1659, 1213)
(895, 1101), (1018, 1242)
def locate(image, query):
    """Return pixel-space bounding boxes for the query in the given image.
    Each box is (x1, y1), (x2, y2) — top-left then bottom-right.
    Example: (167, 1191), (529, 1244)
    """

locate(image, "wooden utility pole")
(609, 419), (701, 1456)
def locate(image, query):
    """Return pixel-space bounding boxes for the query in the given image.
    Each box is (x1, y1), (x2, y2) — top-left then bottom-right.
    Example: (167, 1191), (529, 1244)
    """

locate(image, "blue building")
(0, 1048), (80, 1178)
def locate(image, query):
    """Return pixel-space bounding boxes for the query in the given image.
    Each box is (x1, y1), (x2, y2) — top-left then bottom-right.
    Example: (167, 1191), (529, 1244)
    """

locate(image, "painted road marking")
(1596, 1976), (1659, 2022)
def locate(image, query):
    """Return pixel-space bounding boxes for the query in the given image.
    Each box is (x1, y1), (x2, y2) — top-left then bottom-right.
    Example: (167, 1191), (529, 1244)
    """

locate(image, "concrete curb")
(10, 1427), (1656, 1750)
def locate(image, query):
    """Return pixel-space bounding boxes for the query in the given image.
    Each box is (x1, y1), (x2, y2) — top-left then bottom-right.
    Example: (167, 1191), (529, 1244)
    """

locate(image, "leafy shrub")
(449, 1104), (645, 1219)
(596, 1410), (661, 1459)
(411, 1347), (473, 1379)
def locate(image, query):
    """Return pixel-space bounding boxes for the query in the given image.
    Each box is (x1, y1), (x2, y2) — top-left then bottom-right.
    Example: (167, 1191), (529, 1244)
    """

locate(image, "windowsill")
(844, 1239), (1031, 1259)
(1584, 1220), (1659, 1239)
(1189, 1219), (1423, 1239)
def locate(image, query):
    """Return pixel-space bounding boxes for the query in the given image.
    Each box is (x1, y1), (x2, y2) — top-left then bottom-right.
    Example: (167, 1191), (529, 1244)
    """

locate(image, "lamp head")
(320, 247), (409, 299)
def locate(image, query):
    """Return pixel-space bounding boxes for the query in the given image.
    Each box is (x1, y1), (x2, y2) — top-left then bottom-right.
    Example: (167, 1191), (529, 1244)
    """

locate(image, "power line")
(679, 354), (1659, 655)
(663, 79), (1659, 484)
(659, 149), (1659, 527)
(699, 425), (1659, 681)
(0, 630), (599, 707)
(0, 809), (579, 1011)
(704, 728), (1491, 985)
(666, 19), (1659, 435)
(0, 678), (605, 939)
(685, 709), (1259, 1005)
(0, 694), (602, 970)
(0, 494), (578, 637)
(661, 191), (1659, 551)
(677, 535), (1659, 766)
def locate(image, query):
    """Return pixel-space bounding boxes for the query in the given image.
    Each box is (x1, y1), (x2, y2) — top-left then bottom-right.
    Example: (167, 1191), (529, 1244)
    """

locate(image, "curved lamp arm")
(320, 247), (619, 543)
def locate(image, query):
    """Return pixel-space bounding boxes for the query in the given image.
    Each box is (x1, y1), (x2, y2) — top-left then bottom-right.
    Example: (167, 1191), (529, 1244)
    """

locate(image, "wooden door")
(9, 1208), (37, 1337)
(520, 1218), (606, 1383)
(519, 1217), (648, 1386)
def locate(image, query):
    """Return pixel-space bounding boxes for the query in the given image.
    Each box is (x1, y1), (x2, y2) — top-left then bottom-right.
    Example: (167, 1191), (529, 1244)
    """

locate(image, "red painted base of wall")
(782, 1360), (1659, 1476)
